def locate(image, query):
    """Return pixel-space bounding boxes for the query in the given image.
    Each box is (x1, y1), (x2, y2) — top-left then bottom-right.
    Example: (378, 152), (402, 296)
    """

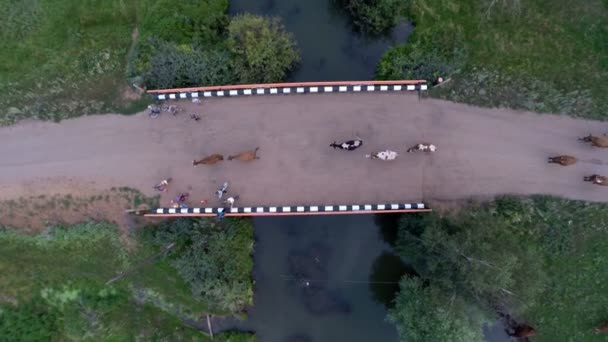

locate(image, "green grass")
(0, 221), (256, 340)
(378, 0), (608, 119)
(519, 197), (608, 341)
(0, 0), (143, 125)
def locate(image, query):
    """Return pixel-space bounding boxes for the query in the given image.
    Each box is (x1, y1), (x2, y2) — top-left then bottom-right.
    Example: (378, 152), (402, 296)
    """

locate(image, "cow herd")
(548, 134), (608, 186)
(330, 137), (437, 161)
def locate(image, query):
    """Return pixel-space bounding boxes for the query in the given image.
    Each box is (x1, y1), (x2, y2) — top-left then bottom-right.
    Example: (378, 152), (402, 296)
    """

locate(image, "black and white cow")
(330, 138), (363, 151)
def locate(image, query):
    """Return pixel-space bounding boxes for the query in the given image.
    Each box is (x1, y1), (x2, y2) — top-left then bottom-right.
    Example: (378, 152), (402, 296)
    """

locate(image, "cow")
(548, 155), (577, 166)
(508, 324), (536, 338)
(193, 154), (224, 166)
(330, 138), (363, 151)
(365, 150), (398, 161)
(594, 322), (608, 334)
(579, 134), (608, 148)
(407, 143), (437, 153)
(228, 147), (260, 161)
(583, 174), (608, 186)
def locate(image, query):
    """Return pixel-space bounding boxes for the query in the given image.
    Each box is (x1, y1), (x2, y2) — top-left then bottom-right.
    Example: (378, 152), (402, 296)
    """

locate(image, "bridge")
(1, 80), (607, 219)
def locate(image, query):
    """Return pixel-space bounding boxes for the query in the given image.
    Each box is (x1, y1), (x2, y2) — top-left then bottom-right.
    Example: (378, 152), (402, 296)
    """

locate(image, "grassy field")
(377, 0), (608, 119)
(0, 0), (298, 125)
(0, 0), (149, 125)
(0, 220), (255, 340)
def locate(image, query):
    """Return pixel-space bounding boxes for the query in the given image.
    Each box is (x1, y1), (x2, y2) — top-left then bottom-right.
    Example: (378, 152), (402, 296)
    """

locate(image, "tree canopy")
(152, 218), (254, 313)
(227, 14), (300, 84)
(388, 277), (485, 342)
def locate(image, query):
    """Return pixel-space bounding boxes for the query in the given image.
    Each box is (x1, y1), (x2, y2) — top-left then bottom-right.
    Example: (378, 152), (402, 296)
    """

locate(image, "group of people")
(153, 178), (240, 218)
(547, 134), (608, 186)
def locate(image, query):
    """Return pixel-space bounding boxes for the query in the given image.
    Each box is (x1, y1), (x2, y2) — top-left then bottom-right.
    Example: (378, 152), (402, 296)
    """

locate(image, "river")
(226, 1), (508, 341)
(229, 0), (413, 81)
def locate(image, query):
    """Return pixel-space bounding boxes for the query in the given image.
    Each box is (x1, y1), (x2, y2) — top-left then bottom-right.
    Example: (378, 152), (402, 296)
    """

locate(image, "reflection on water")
(369, 251), (414, 308)
(248, 215), (399, 342)
(229, 0), (413, 82)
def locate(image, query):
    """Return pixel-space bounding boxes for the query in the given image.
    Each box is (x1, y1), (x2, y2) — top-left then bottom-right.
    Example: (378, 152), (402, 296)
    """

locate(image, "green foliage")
(337, 0), (408, 35)
(138, 39), (236, 89)
(388, 277), (485, 342)
(377, 44), (465, 82)
(0, 222), (126, 299)
(227, 14), (300, 84)
(0, 0), (137, 124)
(397, 204), (546, 314)
(0, 0), (234, 124)
(152, 218), (254, 314)
(0, 295), (61, 341)
(377, 0), (608, 118)
(139, 0), (229, 45)
(216, 331), (257, 342)
(0, 221), (255, 340)
(391, 196), (608, 340)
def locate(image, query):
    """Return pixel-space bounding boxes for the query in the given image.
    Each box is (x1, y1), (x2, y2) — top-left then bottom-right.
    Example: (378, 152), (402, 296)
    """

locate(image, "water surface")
(229, 0), (413, 81)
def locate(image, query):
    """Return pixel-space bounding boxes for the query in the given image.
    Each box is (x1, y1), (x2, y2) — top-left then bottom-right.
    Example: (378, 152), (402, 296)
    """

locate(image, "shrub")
(388, 277), (486, 342)
(227, 14), (300, 84)
(140, 39), (237, 89)
(337, 0), (408, 35)
(152, 218), (254, 313)
(0, 296), (61, 341)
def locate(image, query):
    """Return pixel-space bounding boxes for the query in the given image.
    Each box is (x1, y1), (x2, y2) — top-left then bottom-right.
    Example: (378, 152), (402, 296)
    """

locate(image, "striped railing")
(144, 203), (429, 217)
(147, 80), (427, 101)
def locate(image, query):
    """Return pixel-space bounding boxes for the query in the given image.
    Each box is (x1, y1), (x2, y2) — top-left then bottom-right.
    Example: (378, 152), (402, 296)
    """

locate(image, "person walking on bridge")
(224, 195), (240, 209)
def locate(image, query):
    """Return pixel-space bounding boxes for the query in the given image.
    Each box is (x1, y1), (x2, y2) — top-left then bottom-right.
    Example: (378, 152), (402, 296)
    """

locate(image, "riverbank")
(376, 0), (608, 119)
(0, 219), (254, 340)
(389, 195), (608, 341)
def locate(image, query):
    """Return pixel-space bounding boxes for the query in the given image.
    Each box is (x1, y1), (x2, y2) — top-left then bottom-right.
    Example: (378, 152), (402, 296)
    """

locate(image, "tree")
(152, 218), (254, 313)
(396, 205), (546, 315)
(388, 277), (486, 342)
(227, 14), (300, 84)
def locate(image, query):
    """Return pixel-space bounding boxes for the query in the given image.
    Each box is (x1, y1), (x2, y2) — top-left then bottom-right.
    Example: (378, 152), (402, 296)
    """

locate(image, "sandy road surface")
(1, 93), (607, 207)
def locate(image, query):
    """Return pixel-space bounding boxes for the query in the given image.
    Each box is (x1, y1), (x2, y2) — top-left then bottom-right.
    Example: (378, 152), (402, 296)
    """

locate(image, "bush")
(388, 277), (486, 342)
(0, 296), (61, 341)
(337, 0), (408, 35)
(139, 39), (237, 89)
(377, 45), (463, 82)
(152, 218), (254, 313)
(227, 14), (300, 84)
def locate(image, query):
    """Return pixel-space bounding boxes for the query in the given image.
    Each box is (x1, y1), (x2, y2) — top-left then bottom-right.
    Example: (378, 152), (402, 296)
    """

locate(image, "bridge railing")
(147, 80), (428, 100)
(136, 203), (430, 217)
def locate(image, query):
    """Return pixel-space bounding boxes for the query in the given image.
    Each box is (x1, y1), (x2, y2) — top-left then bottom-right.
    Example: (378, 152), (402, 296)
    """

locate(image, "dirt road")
(1, 93), (607, 208)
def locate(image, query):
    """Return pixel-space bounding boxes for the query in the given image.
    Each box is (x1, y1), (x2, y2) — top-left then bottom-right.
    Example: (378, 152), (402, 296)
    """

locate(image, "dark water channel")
(220, 1), (510, 341)
(247, 215), (402, 341)
(229, 0), (413, 81)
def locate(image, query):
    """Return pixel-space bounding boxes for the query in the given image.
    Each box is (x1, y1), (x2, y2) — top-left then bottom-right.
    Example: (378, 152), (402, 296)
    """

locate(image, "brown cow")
(594, 322), (608, 333)
(548, 155), (577, 166)
(228, 147), (260, 161)
(579, 134), (608, 148)
(509, 324), (536, 338)
(583, 174), (608, 186)
(193, 154), (224, 166)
